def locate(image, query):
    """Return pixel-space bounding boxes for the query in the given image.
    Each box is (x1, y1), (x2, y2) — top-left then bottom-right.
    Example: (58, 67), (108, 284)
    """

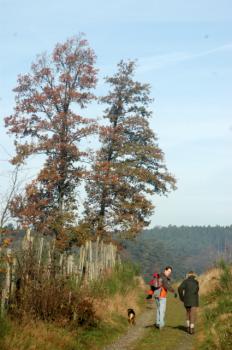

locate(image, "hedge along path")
(104, 294), (196, 350)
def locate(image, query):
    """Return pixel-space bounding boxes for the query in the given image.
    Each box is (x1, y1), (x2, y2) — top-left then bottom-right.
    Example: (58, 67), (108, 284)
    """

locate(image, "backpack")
(148, 273), (162, 298)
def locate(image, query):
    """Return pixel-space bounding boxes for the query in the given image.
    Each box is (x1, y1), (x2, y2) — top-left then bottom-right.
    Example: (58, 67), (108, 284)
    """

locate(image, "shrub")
(6, 247), (97, 328)
(75, 298), (97, 328)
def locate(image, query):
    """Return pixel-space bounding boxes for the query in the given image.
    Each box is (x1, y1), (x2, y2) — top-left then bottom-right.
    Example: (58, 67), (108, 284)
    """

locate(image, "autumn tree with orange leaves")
(5, 35), (97, 244)
(83, 61), (176, 239)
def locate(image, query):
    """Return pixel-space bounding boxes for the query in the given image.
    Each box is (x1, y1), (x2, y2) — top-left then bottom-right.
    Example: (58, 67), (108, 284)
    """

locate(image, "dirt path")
(103, 296), (195, 350)
(103, 304), (154, 350)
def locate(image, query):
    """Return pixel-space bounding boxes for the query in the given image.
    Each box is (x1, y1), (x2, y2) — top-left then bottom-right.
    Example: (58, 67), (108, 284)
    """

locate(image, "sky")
(0, 0), (232, 227)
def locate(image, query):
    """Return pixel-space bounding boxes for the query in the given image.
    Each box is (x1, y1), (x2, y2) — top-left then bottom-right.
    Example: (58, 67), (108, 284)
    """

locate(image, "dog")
(127, 308), (136, 325)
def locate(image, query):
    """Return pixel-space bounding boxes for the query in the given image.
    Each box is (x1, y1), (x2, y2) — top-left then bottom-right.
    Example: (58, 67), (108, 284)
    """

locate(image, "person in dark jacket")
(178, 271), (199, 334)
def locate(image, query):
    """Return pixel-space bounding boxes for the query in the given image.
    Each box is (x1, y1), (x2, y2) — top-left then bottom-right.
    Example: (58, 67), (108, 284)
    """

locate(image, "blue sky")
(0, 0), (232, 226)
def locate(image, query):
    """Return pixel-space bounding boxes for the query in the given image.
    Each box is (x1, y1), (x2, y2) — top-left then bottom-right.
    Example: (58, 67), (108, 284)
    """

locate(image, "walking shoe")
(189, 327), (194, 335)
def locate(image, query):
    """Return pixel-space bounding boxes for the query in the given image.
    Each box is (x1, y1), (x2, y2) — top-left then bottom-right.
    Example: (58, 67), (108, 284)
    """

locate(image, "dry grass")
(94, 276), (145, 323)
(2, 320), (76, 350)
(218, 312), (232, 321)
(198, 267), (220, 296)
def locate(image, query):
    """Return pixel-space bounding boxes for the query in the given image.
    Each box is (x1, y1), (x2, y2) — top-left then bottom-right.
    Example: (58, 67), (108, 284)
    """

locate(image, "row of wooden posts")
(0, 229), (120, 315)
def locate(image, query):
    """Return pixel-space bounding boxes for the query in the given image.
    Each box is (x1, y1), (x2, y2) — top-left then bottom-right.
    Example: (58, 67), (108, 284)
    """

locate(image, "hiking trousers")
(155, 297), (166, 328)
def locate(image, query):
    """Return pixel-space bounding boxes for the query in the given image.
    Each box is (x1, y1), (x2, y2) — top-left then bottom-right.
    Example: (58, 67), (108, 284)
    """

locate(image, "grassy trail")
(132, 295), (195, 350)
(105, 294), (196, 350)
(132, 294), (196, 350)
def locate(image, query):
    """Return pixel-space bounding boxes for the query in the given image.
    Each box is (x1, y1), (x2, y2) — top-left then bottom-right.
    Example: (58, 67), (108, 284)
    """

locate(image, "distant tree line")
(123, 225), (232, 279)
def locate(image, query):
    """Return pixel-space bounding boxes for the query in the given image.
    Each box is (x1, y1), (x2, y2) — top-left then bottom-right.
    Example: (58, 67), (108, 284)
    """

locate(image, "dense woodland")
(123, 225), (232, 279)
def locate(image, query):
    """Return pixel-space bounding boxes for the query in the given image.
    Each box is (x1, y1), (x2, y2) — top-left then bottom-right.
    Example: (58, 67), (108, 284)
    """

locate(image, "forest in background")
(123, 225), (232, 279)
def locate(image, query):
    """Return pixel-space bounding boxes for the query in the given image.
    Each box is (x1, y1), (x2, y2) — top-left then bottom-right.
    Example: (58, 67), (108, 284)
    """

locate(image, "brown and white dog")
(127, 308), (136, 325)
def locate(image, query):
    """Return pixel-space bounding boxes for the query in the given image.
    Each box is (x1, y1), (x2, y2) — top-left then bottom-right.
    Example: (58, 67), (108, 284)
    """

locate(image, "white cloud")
(138, 43), (232, 72)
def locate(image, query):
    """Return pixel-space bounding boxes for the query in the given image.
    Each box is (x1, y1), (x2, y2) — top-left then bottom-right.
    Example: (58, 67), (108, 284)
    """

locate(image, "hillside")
(123, 225), (232, 279)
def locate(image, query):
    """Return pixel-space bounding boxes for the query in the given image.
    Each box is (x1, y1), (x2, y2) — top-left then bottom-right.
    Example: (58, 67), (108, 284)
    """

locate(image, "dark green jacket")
(178, 276), (199, 307)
